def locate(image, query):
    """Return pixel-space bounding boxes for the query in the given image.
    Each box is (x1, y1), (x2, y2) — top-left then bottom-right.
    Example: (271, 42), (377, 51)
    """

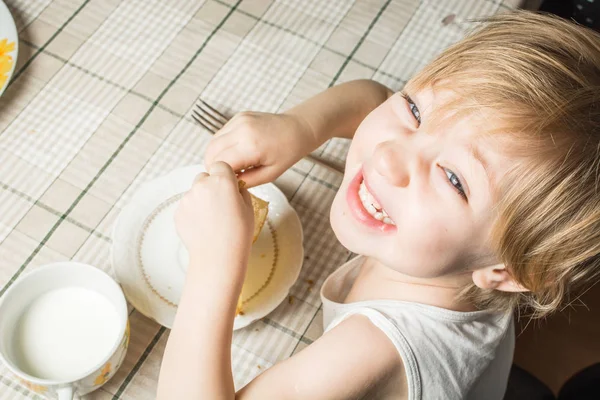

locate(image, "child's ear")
(471, 264), (529, 293)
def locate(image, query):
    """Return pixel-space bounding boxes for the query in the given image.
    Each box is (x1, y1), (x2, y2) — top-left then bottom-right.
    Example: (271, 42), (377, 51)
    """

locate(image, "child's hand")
(174, 162), (254, 278)
(204, 112), (316, 187)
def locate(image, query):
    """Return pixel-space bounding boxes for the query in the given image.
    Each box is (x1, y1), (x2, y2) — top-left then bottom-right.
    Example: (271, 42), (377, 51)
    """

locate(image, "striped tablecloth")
(0, 0), (519, 398)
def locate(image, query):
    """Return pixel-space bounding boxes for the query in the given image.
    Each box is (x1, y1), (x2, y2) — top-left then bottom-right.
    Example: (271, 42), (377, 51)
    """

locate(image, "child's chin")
(330, 205), (363, 254)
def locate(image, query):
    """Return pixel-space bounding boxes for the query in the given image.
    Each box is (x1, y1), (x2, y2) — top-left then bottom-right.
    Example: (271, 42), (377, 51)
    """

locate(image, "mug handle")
(57, 386), (73, 400)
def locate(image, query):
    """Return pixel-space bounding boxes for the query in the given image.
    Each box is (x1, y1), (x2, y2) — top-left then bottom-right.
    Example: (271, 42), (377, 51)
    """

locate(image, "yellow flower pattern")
(94, 362), (112, 386)
(0, 38), (15, 90)
(91, 320), (129, 388)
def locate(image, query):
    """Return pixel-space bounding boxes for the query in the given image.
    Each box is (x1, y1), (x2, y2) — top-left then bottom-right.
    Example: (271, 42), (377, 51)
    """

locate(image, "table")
(0, 0), (515, 398)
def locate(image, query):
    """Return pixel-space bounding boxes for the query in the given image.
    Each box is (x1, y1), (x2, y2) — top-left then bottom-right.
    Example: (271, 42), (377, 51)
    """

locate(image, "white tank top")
(320, 256), (514, 400)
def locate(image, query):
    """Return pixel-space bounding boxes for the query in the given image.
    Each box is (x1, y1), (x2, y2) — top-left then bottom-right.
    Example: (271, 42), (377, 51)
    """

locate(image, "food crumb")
(257, 365), (262, 369)
(288, 295), (294, 305)
(306, 279), (314, 285)
(442, 14), (456, 26)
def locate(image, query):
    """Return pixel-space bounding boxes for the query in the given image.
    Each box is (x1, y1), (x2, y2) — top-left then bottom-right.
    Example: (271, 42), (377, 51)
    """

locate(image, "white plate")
(111, 165), (304, 330)
(0, 1), (18, 97)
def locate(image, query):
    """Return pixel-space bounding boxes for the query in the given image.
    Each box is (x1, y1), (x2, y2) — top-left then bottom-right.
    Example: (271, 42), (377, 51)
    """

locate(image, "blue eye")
(402, 93), (421, 125)
(443, 168), (467, 201)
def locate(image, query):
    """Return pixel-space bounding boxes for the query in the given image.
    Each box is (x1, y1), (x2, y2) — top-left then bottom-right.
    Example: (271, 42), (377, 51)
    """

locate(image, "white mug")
(0, 262), (129, 399)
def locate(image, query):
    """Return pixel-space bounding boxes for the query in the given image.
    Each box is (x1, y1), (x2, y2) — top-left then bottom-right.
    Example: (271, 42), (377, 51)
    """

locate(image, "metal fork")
(192, 100), (344, 175)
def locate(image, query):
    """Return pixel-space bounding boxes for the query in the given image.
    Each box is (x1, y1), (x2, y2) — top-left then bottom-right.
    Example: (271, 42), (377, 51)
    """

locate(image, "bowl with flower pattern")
(0, 1), (18, 97)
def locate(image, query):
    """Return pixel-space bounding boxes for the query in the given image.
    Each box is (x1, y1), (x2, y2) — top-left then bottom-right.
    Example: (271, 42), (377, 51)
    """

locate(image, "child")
(156, 11), (600, 399)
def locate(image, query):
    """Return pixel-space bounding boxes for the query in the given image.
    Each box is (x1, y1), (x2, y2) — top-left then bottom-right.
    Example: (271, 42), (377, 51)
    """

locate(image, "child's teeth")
(359, 180), (394, 225)
(367, 192), (380, 209)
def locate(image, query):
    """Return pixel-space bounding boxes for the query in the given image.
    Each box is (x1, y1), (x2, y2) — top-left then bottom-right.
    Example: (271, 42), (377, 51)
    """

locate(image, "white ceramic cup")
(0, 262), (129, 399)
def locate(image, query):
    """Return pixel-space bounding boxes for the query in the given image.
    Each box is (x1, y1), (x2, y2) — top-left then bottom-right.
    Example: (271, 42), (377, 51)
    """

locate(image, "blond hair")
(405, 11), (600, 318)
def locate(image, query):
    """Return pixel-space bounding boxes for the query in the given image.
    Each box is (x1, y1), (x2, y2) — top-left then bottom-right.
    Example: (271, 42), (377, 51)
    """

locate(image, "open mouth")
(346, 170), (396, 232)
(359, 180), (395, 225)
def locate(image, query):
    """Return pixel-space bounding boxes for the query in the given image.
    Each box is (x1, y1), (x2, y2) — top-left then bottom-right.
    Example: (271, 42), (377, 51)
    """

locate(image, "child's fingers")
(209, 145), (263, 176)
(192, 172), (209, 185)
(211, 113), (249, 139)
(234, 165), (276, 188)
(204, 131), (261, 172)
(203, 134), (234, 165)
(207, 161), (237, 181)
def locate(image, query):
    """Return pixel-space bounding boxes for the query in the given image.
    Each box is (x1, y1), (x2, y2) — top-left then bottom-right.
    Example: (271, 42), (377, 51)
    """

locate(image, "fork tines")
(192, 100), (229, 134)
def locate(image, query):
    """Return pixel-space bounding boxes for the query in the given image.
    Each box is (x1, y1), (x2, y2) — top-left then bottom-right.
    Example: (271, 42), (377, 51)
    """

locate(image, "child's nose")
(372, 140), (428, 187)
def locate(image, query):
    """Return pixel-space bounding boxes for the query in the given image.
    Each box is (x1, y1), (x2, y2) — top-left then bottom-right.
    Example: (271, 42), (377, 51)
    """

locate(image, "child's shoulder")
(321, 301), (513, 399)
(319, 256), (514, 398)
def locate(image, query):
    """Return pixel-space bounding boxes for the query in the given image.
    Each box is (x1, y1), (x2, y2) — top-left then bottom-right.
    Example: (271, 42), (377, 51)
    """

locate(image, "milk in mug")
(13, 287), (121, 381)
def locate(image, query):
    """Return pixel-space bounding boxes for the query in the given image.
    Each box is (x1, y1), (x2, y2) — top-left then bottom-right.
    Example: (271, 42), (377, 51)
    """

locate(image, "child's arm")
(204, 79), (393, 187)
(285, 78), (393, 142)
(156, 162), (405, 400)
(235, 315), (406, 399)
(157, 162), (252, 399)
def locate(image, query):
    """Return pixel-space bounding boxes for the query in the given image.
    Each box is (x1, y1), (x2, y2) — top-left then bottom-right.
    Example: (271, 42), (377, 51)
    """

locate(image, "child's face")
(330, 87), (513, 278)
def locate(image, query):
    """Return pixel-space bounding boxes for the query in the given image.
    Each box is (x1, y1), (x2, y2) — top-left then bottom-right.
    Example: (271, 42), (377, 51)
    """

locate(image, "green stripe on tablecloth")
(262, 316), (314, 344)
(212, 0), (404, 83)
(19, 38), (185, 120)
(274, 1), (355, 117)
(329, 0), (394, 87)
(0, 0), (243, 297)
(289, 303), (322, 355)
(8, 0), (92, 88)
(112, 325), (167, 399)
(0, 181), (111, 242)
